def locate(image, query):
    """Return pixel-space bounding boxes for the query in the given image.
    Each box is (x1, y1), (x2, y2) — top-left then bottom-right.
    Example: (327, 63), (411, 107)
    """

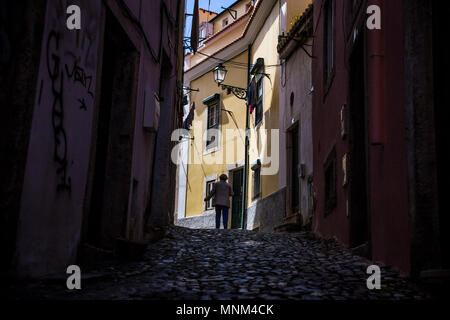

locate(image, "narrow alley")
(1, 0), (450, 308)
(7, 227), (432, 300)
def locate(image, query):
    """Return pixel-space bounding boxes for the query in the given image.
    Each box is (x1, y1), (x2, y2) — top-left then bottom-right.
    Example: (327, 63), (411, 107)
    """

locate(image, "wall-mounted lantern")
(213, 64), (228, 85)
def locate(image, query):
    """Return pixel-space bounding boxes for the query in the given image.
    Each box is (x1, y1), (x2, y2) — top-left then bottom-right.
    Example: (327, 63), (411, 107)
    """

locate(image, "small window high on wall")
(222, 18), (229, 28)
(250, 58), (265, 126)
(323, 0), (335, 91)
(203, 94), (221, 153)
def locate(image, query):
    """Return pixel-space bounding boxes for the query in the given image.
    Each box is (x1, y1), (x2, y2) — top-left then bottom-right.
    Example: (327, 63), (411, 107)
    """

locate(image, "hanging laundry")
(183, 102), (196, 130)
(248, 78), (257, 114)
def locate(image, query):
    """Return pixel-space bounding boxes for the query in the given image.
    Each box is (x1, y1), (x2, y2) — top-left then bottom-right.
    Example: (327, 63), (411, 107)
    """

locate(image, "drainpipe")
(242, 44), (252, 229)
(367, 0), (385, 145)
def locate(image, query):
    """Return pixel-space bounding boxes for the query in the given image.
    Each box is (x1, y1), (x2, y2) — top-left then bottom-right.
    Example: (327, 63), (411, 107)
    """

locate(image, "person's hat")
(220, 174), (228, 181)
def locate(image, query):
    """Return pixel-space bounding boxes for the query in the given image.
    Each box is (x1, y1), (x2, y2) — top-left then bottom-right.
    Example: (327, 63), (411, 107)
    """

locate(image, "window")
(199, 27), (206, 46)
(205, 180), (215, 211)
(323, 0), (335, 90)
(252, 167), (261, 200)
(206, 102), (220, 149)
(250, 58), (264, 126)
(255, 77), (263, 125)
(222, 18), (229, 28)
(346, 0), (362, 35)
(203, 94), (221, 153)
(207, 102), (219, 129)
(324, 148), (337, 216)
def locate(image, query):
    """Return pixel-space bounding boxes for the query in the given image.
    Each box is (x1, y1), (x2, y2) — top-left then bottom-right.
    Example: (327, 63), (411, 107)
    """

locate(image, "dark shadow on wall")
(432, 0), (450, 270)
(146, 52), (177, 229)
(82, 8), (139, 250)
(0, 0), (47, 274)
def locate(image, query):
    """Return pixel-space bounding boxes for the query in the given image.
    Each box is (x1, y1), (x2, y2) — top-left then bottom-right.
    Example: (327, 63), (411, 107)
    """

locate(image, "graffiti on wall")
(47, 30), (72, 192)
(45, 28), (96, 192)
(35, 0), (100, 193)
(65, 61), (94, 99)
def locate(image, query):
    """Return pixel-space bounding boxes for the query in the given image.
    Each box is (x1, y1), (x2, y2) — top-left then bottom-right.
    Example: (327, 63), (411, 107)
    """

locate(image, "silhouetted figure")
(204, 174), (234, 229)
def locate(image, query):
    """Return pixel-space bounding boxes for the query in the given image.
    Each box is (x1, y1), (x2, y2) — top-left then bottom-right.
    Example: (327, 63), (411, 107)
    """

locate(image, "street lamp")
(213, 64), (228, 85)
(213, 64), (248, 100)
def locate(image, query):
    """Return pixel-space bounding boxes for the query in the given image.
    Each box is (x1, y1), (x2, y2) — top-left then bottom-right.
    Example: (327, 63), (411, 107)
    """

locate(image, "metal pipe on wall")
(367, 0), (386, 145)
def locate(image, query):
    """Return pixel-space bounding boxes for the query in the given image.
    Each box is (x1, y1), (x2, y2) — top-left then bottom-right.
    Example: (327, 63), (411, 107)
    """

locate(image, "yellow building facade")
(176, 0), (312, 231)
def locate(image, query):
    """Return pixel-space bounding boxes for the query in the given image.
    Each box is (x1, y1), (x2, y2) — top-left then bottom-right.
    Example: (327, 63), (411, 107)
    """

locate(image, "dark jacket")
(205, 180), (234, 208)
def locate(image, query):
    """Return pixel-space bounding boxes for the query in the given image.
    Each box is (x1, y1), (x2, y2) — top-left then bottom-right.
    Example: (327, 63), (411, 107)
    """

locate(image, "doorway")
(85, 10), (138, 248)
(348, 31), (370, 250)
(290, 125), (300, 213)
(231, 168), (244, 229)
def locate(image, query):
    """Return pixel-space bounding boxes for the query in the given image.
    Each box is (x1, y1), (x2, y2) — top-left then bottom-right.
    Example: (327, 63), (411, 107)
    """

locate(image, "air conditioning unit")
(143, 91), (161, 132)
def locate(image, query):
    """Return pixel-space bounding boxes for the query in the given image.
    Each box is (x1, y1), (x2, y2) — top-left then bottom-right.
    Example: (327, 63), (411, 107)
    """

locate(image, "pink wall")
(14, 0), (102, 277)
(122, 0), (182, 236)
(14, 0), (183, 277)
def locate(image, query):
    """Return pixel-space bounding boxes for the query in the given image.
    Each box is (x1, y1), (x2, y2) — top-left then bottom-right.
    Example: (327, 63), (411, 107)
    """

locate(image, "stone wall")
(246, 187), (286, 232)
(176, 212), (217, 229)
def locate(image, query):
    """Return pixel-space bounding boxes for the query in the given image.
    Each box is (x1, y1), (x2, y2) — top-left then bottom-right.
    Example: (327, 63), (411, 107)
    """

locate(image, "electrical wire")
(193, 49), (283, 69)
(180, 148), (192, 192)
(222, 109), (258, 156)
(192, 139), (209, 178)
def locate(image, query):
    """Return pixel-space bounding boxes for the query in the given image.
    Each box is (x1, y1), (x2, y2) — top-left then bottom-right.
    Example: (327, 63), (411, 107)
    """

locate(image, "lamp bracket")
(219, 83), (247, 100)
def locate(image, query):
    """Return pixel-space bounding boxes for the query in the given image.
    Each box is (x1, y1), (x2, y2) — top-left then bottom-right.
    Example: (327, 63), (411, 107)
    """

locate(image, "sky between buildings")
(184, 0), (238, 39)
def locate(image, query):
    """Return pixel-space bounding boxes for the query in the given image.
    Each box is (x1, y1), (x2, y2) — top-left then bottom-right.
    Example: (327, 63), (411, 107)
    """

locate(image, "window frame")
(252, 167), (262, 200)
(203, 94), (222, 155)
(346, 0), (363, 37)
(199, 26), (206, 46)
(207, 102), (219, 130)
(202, 174), (218, 214)
(205, 179), (216, 211)
(222, 18), (229, 28)
(255, 76), (264, 126)
(323, 0), (336, 96)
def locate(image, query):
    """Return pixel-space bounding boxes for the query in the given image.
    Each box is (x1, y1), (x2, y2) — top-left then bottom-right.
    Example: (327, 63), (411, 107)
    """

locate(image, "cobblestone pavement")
(7, 226), (435, 300)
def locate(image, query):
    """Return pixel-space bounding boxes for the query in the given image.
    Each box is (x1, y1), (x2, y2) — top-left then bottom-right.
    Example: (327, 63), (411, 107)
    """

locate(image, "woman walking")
(204, 174), (234, 229)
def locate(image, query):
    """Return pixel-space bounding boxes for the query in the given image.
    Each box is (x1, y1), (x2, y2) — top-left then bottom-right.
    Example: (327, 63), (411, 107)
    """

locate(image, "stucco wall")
(249, 3), (280, 200)
(212, 0), (252, 33)
(279, 38), (313, 224)
(183, 2), (283, 226)
(14, 0), (103, 277)
(185, 51), (248, 219)
(11, 0), (184, 278)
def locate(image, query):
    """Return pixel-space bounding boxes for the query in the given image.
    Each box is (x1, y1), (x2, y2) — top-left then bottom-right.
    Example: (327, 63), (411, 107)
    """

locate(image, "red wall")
(312, 0), (351, 246)
(368, 0), (410, 274)
(312, 0), (411, 274)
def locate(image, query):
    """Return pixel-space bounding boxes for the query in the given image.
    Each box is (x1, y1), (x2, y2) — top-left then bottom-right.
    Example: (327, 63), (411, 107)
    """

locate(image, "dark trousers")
(215, 206), (229, 229)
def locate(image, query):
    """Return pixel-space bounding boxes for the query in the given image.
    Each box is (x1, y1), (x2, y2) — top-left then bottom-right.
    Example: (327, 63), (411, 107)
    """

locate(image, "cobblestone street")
(6, 226), (436, 300)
